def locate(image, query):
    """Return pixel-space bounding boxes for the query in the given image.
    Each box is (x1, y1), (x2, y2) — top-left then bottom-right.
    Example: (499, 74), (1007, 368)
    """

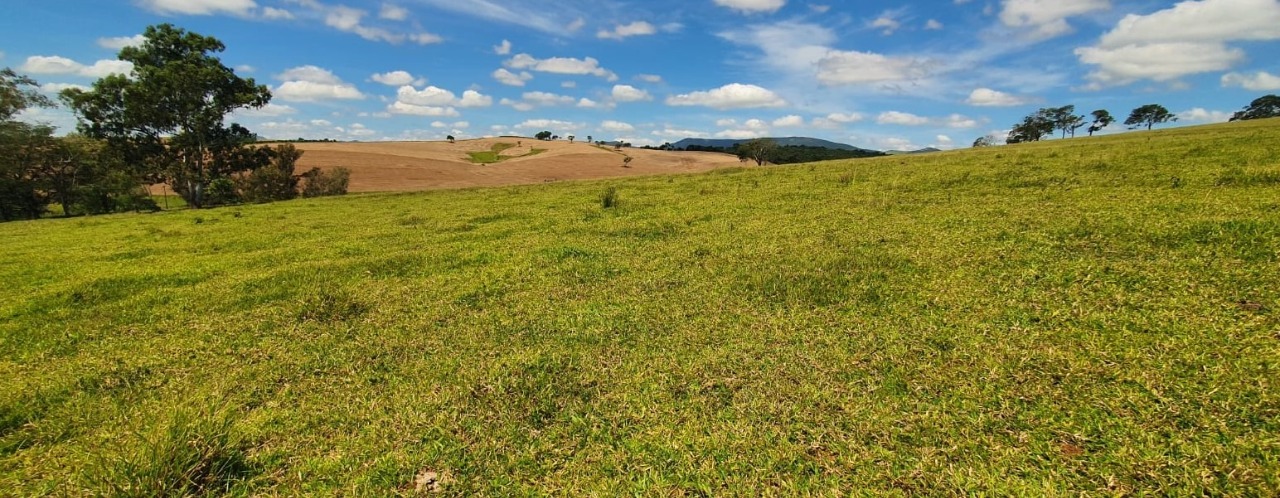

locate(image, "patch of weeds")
(86, 406), (255, 496)
(541, 245), (596, 262)
(838, 172), (855, 186)
(711, 167), (745, 175)
(363, 253), (428, 278)
(296, 287), (368, 324)
(398, 214), (428, 227)
(600, 186), (619, 209)
(453, 285), (508, 310)
(192, 216), (205, 225)
(1215, 168), (1280, 187)
(611, 221), (684, 241)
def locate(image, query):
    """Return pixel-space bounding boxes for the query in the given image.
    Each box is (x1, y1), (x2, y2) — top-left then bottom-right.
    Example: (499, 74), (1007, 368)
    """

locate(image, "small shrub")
(203, 177), (241, 206)
(300, 167), (351, 198)
(838, 172), (855, 185)
(237, 144), (301, 203)
(600, 186), (619, 209)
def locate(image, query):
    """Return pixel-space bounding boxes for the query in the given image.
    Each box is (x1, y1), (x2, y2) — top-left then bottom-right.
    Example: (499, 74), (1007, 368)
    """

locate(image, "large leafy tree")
(1087, 109), (1114, 137)
(1124, 104), (1176, 131)
(1229, 94), (1280, 121)
(1049, 105), (1085, 139)
(738, 138), (777, 166)
(0, 68), (57, 220)
(62, 24), (271, 208)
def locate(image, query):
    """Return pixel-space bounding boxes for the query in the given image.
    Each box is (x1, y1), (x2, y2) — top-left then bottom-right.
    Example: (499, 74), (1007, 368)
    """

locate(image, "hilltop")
(671, 136), (881, 153)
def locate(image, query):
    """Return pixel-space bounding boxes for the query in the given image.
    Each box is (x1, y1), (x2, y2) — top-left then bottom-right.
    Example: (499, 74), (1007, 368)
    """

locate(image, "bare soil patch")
(289, 138), (743, 192)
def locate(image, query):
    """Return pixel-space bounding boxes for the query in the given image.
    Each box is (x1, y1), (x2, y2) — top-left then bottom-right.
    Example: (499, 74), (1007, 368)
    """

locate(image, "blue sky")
(3, 0), (1278, 150)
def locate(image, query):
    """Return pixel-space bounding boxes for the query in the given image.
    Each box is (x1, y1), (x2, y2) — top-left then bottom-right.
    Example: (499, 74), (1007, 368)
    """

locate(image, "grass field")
(1, 120), (1278, 495)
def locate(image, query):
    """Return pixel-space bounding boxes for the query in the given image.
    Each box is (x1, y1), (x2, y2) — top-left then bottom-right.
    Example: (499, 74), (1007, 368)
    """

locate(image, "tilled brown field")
(290, 138), (744, 192)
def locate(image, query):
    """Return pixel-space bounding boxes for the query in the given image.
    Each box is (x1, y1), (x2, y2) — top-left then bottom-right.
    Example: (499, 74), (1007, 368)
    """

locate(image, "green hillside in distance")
(1, 119), (1278, 495)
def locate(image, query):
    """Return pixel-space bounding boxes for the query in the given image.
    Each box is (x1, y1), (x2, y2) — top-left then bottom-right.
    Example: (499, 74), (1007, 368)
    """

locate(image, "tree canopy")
(62, 24), (272, 208)
(1124, 104), (1176, 131)
(1007, 109), (1056, 144)
(1087, 109), (1114, 137)
(1229, 94), (1280, 121)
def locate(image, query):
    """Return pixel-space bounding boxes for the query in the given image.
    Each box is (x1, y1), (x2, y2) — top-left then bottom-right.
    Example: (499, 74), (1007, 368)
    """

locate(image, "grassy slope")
(1, 120), (1278, 495)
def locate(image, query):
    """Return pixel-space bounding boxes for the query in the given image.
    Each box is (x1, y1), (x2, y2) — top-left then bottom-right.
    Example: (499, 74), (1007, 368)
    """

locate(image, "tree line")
(1, 24), (349, 222)
(984, 96), (1280, 147)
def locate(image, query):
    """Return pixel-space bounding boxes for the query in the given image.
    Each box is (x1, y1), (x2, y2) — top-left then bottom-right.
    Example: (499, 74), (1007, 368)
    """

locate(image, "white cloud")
(878, 111), (930, 126)
(274, 65), (364, 102)
(380, 3), (409, 21)
(870, 16), (901, 36)
(813, 112), (864, 127)
(395, 85), (492, 108)
(637, 74), (664, 83)
(387, 101), (460, 117)
(97, 35), (145, 50)
(19, 55), (133, 78)
(666, 83), (786, 109)
(458, 90), (492, 108)
(772, 115), (805, 127)
(598, 21), (657, 40)
(577, 98), (611, 109)
(714, 0), (786, 14)
(817, 50), (934, 86)
(1221, 71), (1280, 91)
(515, 119), (580, 134)
(492, 68), (533, 86)
(521, 91), (576, 107)
(561, 81), (577, 88)
(506, 54), (618, 81)
(499, 99), (535, 112)
(38, 82), (90, 94)
(876, 111), (979, 128)
(566, 18), (586, 32)
(1178, 107), (1232, 123)
(1076, 0), (1280, 87)
(601, 120), (635, 132)
(262, 7), (294, 19)
(999, 0), (1110, 39)
(136, 0), (258, 16)
(925, 19), (943, 30)
(310, 3), (441, 45)
(495, 39), (512, 55)
(966, 88), (1033, 106)
(371, 70), (425, 87)
(236, 103), (297, 118)
(611, 84), (652, 102)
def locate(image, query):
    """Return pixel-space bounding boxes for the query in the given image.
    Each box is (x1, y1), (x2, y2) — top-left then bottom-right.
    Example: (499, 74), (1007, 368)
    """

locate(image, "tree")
(1007, 109), (1055, 144)
(972, 135), (996, 147)
(237, 144), (301, 203)
(446, 135), (455, 143)
(1124, 104), (1176, 131)
(1229, 94), (1280, 121)
(1, 68), (56, 220)
(586, 135), (592, 143)
(1049, 105), (1085, 139)
(1087, 109), (1114, 137)
(535, 131), (552, 140)
(62, 24), (272, 208)
(300, 167), (350, 197)
(739, 138), (777, 166)
(622, 156), (633, 168)
(567, 135), (575, 142)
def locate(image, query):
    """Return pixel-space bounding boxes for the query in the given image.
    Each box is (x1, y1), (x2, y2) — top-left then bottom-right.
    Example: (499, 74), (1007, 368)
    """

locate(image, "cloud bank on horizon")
(3, 0), (1278, 150)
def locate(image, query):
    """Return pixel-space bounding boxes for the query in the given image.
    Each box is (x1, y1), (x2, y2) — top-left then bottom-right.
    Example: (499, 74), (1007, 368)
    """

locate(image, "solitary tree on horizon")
(1087, 109), (1114, 137)
(1229, 94), (1280, 121)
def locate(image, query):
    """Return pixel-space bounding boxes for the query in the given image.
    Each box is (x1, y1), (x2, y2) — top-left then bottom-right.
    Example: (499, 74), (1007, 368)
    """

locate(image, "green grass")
(466, 143), (519, 164)
(2, 119), (1279, 494)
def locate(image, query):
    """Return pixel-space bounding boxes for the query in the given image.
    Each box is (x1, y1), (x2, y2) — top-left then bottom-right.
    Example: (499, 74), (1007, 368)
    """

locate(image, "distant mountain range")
(885, 147), (942, 155)
(671, 137), (881, 154)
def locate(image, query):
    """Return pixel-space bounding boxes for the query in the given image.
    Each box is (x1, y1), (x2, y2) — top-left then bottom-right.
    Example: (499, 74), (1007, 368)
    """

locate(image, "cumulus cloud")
(772, 115), (805, 127)
(1178, 107), (1232, 123)
(666, 83), (786, 109)
(19, 55), (133, 78)
(601, 120), (635, 132)
(136, 0), (258, 16)
(817, 50), (935, 86)
(637, 74), (664, 83)
(505, 54), (618, 81)
(1221, 71), (1280, 91)
(379, 3), (409, 21)
(877, 111), (979, 128)
(38, 82), (91, 94)
(611, 85), (652, 102)
(1076, 0), (1280, 87)
(97, 35), (145, 50)
(813, 112), (865, 127)
(713, 0), (786, 14)
(925, 19), (943, 30)
(999, 0), (1110, 39)
(394, 85), (492, 112)
(492, 68), (533, 87)
(870, 16), (901, 35)
(966, 87), (1034, 106)
(371, 70), (425, 87)
(236, 103), (298, 118)
(274, 65), (365, 102)
(494, 39), (512, 55)
(598, 21), (657, 40)
(514, 119), (580, 134)
(387, 101), (460, 117)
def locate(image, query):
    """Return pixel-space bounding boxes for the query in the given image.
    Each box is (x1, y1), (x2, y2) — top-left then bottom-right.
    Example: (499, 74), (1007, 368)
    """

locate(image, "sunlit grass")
(1, 119), (1278, 494)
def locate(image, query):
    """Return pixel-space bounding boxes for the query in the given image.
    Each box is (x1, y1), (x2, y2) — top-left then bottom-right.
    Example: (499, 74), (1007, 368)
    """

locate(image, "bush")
(237, 144), (301, 203)
(88, 406), (253, 496)
(600, 186), (619, 209)
(300, 167), (350, 198)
